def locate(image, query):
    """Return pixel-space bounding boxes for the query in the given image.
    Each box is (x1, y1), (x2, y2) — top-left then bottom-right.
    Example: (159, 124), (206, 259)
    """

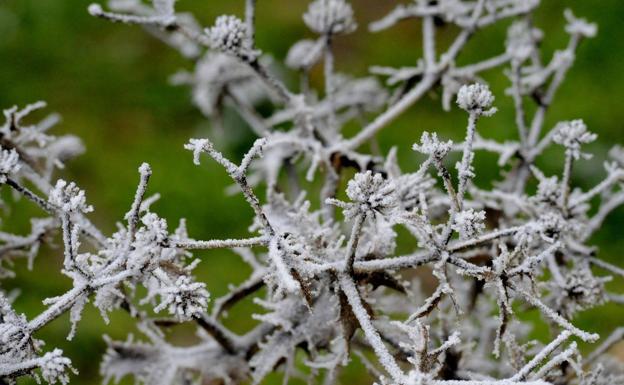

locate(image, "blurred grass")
(1, 0), (624, 384)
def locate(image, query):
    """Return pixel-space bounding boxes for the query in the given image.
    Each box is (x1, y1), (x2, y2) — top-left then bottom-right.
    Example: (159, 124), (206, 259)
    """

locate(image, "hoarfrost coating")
(1, 1), (624, 385)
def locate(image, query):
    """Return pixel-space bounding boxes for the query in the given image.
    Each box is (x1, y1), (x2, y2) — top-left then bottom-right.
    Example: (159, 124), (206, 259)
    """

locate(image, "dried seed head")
(457, 83), (497, 116)
(206, 15), (254, 58)
(303, 0), (356, 35)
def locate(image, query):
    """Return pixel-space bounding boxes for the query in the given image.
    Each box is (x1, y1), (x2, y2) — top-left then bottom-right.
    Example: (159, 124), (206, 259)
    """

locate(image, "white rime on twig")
(1, 1), (623, 385)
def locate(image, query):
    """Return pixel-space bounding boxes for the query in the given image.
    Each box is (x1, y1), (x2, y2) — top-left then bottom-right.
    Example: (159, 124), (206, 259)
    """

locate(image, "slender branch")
(175, 236), (269, 250)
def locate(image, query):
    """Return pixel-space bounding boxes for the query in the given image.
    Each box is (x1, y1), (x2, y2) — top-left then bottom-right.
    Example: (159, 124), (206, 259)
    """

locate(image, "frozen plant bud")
(412, 132), (453, 161)
(506, 20), (541, 62)
(452, 209), (486, 239)
(206, 15), (253, 58)
(40, 349), (75, 385)
(564, 9), (597, 38)
(535, 175), (561, 205)
(0, 148), (20, 183)
(553, 119), (597, 159)
(456, 83), (497, 116)
(346, 171), (397, 216)
(285, 39), (323, 70)
(87, 3), (103, 17)
(49, 180), (93, 214)
(609, 145), (624, 167)
(556, 267), (606, 317)
(154, 275), (210, 321)
(303, 0), (357, 35)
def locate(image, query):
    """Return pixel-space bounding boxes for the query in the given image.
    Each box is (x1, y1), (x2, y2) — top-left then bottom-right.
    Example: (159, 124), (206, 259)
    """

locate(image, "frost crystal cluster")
(1, 1), (624, 385)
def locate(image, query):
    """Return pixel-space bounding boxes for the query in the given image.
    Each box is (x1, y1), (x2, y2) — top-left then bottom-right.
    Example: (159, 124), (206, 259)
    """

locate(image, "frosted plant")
(206, 15), (257, 60)
(303, 0), (357, 35)
(2, 1), (624, 385)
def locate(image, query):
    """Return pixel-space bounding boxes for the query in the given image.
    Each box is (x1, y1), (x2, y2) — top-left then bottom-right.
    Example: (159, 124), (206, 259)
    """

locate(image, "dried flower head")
(346, 171), (397, 216)
(153, 275), (210, 321)
(535, 174), (561, 205)
(303, 0), (356, 35)
(456, 83), (497, 116)
(452, 208), (486, 239)
(506, 20), (541, 62)
(553, 119), (597, 159)
(412, 132), (453, 161)
(48, 180), (93, 214)
(555, 267), (606, 317)
(206, 15), (254, 58)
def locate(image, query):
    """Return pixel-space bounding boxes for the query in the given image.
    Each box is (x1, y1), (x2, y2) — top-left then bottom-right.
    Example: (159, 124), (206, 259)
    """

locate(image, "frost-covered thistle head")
(456, 83), (497, 116)
(206, 15), (253, 58)
(506, 20), (541, 62)
(0, 148), (19, 183)
(48, 179), (93, 214)
(452, 208), (486, 239)
(412, 132), (453, 162)
(345, 171), (397, 217)
(553, 119), (597, 159)
(534, 172), (561, 205)
(153, 275), (209, 321)
(303, 0), (356, 35)
(554, 267), (607, 318)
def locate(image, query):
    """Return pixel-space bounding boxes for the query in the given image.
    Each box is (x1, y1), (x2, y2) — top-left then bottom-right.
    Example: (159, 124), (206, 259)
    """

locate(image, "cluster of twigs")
(1, 1), (624, 384)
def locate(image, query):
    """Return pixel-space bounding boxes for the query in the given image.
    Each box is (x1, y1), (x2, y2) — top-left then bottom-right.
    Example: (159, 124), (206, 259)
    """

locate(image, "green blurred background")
(1, 0), (623, 384)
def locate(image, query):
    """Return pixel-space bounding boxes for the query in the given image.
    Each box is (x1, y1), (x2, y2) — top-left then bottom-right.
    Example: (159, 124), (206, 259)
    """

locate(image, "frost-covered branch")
(1, 1), (623, 385)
